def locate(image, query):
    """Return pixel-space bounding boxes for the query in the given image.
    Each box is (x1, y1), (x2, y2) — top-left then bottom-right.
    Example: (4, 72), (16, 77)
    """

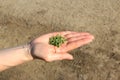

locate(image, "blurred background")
(0, 0), (120, 80)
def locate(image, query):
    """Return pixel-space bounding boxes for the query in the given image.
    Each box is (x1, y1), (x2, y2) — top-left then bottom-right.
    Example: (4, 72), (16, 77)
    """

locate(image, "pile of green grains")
(49, 34), (66, 47)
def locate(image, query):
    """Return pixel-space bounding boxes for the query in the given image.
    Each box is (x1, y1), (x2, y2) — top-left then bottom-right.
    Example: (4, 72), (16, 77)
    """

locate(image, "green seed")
(49, 34), (66, 47)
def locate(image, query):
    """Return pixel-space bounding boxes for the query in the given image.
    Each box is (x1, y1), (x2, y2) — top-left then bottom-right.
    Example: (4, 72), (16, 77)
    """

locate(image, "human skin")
(0, 31), (94, 71)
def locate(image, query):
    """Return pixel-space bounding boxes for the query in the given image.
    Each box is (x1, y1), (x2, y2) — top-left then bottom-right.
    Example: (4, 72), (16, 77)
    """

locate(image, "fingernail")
(87, 35), (95, 40)
(69, 56), (74, 60)
(91, 35), (95, 40)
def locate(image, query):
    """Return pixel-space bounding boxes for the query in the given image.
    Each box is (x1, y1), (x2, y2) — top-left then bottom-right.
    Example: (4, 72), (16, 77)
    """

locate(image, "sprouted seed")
(49, 34), (66, 47)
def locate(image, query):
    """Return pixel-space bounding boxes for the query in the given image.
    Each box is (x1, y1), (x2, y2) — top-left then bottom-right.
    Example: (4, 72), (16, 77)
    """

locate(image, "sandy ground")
(0, 0), (120, 80)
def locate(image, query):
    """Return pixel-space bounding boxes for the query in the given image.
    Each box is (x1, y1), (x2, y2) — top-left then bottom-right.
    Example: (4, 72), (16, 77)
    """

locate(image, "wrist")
(29, 42), (41, 59)
(24, 43), (34, 61)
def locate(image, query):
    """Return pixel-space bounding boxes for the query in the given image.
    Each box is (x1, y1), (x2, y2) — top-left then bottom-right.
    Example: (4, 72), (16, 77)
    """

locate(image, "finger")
(51, 53), (73, 61)
(64, 32), (90, 39)
(55, 34), (94, 53)
(67, 34), (91, 42)
(66, 35), (94, 51)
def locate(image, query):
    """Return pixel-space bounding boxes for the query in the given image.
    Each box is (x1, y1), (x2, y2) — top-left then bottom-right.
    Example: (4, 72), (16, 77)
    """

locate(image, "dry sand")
(0, 0), (120, 80)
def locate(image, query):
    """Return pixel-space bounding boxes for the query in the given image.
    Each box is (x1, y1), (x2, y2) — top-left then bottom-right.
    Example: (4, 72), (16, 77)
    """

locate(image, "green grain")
(49, 34), (66, 47)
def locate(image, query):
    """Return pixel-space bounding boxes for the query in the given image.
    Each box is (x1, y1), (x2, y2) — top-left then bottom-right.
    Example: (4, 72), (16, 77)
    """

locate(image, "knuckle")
(69, 38), (75, 41)
(66, 34), (72, 38)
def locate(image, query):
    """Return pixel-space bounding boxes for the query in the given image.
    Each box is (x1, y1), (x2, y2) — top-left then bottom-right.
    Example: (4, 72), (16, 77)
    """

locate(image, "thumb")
(52, 53), (73, 61)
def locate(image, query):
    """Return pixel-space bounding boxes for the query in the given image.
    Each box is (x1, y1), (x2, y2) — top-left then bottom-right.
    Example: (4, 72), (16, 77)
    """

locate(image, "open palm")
(30, 31), (94, 62)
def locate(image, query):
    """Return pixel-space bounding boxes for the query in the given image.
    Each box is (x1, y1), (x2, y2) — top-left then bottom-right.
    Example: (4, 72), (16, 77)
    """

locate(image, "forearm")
(0, 44), (33, 71)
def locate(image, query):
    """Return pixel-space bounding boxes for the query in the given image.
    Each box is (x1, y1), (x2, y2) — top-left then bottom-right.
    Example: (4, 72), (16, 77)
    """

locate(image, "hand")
(30, 31), (94, 62)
